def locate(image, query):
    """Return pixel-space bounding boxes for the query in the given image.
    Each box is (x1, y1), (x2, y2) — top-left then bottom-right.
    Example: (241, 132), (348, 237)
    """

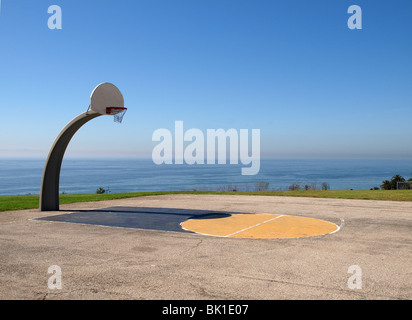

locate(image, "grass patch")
(0, 194), (40, 212)
(238, 189), (412, 201)
(0, 191), (188, 212)
(1, 189), (412, 212)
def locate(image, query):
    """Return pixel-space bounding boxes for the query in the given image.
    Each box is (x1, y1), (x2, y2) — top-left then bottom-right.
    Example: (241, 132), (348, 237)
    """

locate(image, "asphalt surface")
(0, 194), (411, 300)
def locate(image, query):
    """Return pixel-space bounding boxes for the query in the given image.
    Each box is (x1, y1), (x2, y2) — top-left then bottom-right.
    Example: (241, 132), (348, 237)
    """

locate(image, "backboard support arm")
(40, 111), (102, 211)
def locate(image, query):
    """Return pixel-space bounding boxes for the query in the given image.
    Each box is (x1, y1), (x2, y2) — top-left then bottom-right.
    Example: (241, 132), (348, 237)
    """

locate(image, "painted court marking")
(223, 215), (284, 237)
(34, 206), (340, 240)
(181, 213), (340, 239)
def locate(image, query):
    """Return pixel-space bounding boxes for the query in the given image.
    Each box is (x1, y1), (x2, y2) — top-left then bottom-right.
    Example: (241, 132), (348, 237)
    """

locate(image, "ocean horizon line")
(1, 156), (412, 161)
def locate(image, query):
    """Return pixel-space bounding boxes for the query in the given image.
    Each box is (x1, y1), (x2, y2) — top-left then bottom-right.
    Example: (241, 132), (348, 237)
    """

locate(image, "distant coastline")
(0, 158), (411, 196)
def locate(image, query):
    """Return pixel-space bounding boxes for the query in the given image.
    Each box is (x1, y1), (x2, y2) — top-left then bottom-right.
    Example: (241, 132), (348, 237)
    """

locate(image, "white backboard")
(90, 83), (124, 115)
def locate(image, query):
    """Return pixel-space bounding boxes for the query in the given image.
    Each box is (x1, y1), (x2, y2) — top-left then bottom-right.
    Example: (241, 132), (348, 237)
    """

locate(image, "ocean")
(0, 158), (411, 196)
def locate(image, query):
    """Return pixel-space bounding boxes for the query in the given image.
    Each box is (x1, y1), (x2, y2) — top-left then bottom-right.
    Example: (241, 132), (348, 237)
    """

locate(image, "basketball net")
(106, 107), (127, 123)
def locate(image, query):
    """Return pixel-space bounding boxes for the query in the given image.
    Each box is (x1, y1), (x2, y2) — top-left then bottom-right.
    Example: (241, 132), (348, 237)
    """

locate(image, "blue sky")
(0, 0), (411, 159)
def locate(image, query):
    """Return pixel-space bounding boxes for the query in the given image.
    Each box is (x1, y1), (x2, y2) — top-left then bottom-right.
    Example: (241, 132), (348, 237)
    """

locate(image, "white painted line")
(224, 215), (284, 237)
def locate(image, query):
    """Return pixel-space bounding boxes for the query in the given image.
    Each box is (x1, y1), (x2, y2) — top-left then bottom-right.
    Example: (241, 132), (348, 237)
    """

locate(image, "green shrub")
(96, 187), (106, 194)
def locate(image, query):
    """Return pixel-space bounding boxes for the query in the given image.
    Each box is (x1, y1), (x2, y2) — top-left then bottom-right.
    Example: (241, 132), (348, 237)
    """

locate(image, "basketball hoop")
(89, 83), (127, 123)
(106, 107), (127, 123)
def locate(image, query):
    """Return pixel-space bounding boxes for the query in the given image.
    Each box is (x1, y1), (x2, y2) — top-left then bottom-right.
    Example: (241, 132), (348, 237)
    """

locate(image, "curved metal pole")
(40, 111), (102, 211)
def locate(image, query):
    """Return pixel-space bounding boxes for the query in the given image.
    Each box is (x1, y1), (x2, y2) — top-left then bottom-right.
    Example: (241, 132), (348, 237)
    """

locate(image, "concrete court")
(0, 194), (411, 300)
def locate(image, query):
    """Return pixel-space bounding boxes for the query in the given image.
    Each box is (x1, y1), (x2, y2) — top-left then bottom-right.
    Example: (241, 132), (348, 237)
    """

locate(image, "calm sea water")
(0, 158), (411, 195)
